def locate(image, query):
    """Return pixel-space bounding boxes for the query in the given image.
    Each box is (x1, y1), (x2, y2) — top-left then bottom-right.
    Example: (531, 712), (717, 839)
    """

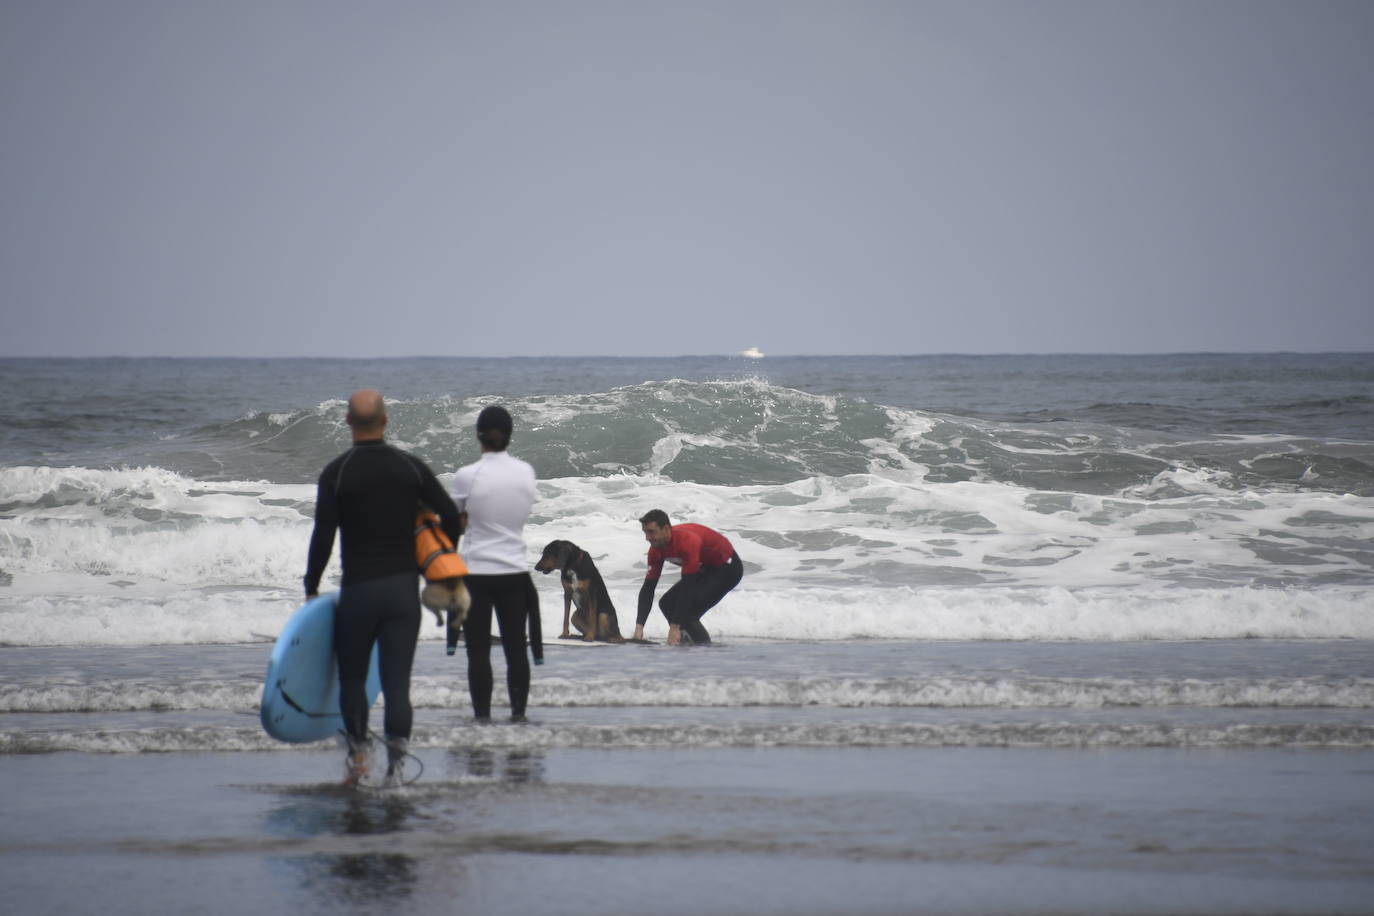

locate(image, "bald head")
(346, 389), (386, 440)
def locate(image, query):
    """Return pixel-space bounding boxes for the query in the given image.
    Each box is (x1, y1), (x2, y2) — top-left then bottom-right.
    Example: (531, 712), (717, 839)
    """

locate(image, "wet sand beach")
(4, 743), (1373, 915)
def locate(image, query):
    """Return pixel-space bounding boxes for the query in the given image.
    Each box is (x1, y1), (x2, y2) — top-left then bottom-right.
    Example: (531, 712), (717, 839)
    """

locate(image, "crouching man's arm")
(635, 576), (658, 641)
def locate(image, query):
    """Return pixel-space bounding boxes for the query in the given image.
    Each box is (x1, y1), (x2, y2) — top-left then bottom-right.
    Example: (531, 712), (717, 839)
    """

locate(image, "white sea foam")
(8, 674), (1368, 715)
(2, 463), (1372, 646)
(2, 579), (1369, 647)
(702, 585), (1374, 641)
(0, 680), (262, 713)
(460, 675), (1374, 710)
(0, 588), (302, 646)
(5, 720), (1372, 754)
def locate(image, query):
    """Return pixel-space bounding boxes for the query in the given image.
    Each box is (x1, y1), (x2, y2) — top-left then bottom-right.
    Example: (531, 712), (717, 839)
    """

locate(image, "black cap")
(476, 405), (513, 434)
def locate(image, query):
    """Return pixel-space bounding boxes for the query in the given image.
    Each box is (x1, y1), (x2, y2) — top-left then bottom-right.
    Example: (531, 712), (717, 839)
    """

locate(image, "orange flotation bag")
(415, 510), (468, 580)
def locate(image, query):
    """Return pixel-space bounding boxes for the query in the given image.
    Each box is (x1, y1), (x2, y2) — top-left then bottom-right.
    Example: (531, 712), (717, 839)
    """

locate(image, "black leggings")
(335, 571), (422, 743)
(659, 552), (743, 645)
(462, 573), (538, 719)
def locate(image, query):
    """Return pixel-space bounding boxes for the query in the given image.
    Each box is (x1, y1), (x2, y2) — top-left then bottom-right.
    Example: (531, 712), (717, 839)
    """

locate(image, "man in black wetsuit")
(304, 389), (462, 785)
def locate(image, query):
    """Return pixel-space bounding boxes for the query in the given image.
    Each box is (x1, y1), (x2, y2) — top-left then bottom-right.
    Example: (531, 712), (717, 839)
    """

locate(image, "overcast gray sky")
(3, 0), (1371, 357)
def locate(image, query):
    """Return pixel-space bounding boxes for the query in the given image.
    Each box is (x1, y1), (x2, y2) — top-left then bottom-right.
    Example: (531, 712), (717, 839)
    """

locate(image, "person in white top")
(449, 405), (542, 722)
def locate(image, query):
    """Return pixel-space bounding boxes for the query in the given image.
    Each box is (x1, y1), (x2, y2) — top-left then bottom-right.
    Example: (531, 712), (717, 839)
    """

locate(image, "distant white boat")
(738, 346), (765, 359)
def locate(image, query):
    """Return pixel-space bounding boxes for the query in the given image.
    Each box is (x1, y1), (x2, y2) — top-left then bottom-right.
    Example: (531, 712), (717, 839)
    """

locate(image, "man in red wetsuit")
(635, 509), (744, 645)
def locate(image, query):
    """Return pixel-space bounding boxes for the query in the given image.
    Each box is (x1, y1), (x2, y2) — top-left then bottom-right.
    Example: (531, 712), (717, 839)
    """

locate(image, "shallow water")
(3, 638), (1373, 913)
(4, 639), (1373, 753)
(4, 745), (1372, 915)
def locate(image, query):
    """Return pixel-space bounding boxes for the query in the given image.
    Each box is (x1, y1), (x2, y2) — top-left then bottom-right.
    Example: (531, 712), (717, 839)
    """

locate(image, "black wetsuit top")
(304, 440), (461, 595)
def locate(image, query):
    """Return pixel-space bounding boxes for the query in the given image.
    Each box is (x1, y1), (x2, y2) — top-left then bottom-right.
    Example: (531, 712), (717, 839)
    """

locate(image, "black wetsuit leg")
(463, 573), (534, 719)
(658, 552), (743, 645)
(335, 570), (422, 742)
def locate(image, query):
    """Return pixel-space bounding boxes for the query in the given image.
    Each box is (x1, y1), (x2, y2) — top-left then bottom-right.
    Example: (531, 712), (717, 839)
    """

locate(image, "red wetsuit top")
(644, 523), (735, 580)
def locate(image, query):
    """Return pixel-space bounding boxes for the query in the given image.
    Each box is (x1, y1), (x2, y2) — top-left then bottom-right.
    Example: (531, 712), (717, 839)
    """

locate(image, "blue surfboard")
(260, 592), (382, 743)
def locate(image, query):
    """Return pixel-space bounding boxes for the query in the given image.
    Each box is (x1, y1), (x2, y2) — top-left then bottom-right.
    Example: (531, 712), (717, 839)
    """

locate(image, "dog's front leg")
(584, 588), (598, 641)
(560, 589), (574, 639)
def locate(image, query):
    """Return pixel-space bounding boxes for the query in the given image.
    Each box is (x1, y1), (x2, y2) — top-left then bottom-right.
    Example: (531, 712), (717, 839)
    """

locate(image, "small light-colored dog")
(416, 509), (470, 637)
(421, 578), (469, 628)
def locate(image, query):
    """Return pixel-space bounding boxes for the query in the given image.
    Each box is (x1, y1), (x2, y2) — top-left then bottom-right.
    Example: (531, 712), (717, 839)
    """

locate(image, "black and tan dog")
(534, 540), (624, 642)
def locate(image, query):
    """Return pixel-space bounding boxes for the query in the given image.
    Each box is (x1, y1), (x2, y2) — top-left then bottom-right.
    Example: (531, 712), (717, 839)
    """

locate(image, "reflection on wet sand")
(324, 793), (420, 903)
(264, 749), (548, 906)
(449, 747), (546, 785)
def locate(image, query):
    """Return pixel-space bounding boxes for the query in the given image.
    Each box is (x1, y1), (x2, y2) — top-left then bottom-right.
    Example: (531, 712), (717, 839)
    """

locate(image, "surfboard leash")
(353, 730), (424, 789)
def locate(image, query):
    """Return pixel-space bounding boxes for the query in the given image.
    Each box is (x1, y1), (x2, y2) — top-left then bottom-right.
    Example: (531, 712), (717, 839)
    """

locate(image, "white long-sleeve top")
(451, 450), (537, 574)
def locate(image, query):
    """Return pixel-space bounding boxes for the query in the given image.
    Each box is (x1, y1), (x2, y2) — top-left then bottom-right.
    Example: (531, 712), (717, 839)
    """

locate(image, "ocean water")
(1, 353), (1372, 914)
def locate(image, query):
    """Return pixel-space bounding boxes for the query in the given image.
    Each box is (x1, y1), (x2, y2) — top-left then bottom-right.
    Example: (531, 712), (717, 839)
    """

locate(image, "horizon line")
(3, 349), (1372, 360)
